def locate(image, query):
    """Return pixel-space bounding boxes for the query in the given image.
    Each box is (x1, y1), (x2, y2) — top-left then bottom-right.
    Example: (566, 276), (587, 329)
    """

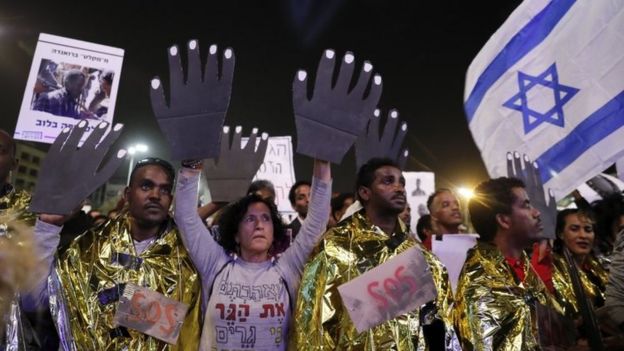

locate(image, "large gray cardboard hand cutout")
(150, 40), (235, 160)
(204, 126), (269, 203)
(506, 152), (556, 239)
(293, 49), (382, 163)
(355, 108), (409, 170)
(29, 121), (126, 215)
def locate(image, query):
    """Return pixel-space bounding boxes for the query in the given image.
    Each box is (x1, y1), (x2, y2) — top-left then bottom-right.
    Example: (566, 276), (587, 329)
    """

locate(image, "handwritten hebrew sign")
(242, 136), (296, 216)
(338, 246), (437, 333)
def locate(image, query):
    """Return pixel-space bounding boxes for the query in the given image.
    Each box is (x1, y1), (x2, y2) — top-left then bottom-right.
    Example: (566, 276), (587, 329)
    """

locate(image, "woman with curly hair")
(174, 158), (330, 350)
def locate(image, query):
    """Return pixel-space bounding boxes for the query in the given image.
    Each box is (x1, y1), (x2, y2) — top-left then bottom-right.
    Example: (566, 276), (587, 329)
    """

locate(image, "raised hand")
(506, 152), (557, 239)
(29, 121), (126, 215)
(355, 108), (409, 170)
(293, 49), (382, 163)
(204, 126), (268, 203)
(150, 40), (235, 160)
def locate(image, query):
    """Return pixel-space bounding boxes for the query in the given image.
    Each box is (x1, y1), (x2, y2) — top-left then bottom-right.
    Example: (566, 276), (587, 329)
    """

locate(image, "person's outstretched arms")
(23, 121), (126, 310)
(280, 49), (385, 278)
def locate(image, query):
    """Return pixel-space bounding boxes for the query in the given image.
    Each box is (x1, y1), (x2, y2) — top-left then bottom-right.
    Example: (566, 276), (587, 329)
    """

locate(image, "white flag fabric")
(465, 0), (624, 199)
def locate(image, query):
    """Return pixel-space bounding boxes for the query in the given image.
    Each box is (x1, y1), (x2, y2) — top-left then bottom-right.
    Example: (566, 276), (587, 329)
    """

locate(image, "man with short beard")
(292, 158), (458, 350)
(26, 158), (202, 350)
(454, 177), (563, 350)
(427, 189), (463, 235)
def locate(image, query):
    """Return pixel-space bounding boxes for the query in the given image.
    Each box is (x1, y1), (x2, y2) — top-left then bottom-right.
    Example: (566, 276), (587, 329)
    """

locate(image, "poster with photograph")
(403, 172), (435, 233)
(14, 33), (124, 144)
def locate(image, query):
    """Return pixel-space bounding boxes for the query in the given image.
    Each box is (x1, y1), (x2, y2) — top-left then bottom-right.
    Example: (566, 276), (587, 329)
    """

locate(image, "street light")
(457, 186), (475, 233)
(126, 143), (149, 185)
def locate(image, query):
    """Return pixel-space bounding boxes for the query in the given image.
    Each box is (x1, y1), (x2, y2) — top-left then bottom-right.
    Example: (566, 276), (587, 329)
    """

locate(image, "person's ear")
(123, 186), (130, 202)
(496, 213), (512, 230)
(357, 186), (371, 203)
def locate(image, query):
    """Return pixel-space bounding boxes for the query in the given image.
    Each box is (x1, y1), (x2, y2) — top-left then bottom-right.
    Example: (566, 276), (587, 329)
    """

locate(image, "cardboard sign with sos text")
(337, 247), (437, 333)
(113, 283), (189, 345)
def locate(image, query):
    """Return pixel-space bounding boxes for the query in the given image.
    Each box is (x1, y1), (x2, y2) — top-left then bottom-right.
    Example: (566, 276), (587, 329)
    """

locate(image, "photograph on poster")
(14, 33), (124, 144)
(31, 58), (115, 120)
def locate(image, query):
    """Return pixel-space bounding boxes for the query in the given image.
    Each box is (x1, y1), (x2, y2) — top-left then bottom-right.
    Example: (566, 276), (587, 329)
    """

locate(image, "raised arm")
(278, 160), (331, 274)
(279, 49), (383, 282)
(174, 167), (229, 281)
(20, 219), (61, 311)
(23, 120), (125, 310)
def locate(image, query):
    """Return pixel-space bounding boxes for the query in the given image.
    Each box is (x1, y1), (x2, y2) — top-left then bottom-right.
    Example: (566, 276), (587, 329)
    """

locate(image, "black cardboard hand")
(29, 121), (126, 215)
(293, 49), (382, 163)
(150, 40), (235, 160)
(204, 126), (268, 203)
(506, 152), (557, 239)
(355, 108), (409, 170)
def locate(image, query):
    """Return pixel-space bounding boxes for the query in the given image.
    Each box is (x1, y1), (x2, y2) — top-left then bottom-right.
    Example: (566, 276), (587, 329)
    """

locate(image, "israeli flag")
(465, 0), (624, 199)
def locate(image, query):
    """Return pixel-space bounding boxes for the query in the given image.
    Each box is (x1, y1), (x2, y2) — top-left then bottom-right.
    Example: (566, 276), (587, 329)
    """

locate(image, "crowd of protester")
(1, 42), (624, 351)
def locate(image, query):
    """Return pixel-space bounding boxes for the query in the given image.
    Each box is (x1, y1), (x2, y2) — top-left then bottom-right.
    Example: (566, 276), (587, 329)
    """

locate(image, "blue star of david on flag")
(503, 63), (579, 134)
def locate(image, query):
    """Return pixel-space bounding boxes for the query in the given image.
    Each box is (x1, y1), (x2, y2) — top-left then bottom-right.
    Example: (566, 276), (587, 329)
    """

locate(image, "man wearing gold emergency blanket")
(291, 157), (459, 350)
(22, 121), (202, 350)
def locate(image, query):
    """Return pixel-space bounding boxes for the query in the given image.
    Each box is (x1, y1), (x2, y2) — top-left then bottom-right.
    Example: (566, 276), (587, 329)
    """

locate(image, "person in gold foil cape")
(552, 209), (609, 317)
(454, 177), (567, 351)
(24, 157), (202, 351)
(0, 129), (43, 351)
(291, 157), (460, 350)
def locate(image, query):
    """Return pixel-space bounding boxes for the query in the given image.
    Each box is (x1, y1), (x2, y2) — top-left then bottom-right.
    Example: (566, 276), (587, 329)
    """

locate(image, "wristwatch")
(181, 159), (203, 170)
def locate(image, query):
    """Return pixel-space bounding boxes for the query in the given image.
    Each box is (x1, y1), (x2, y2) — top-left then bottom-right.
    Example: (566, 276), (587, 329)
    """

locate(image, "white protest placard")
(337, 246), (437, 333)
(241, 136), (296, 217)
(113, 283), (189, 345)
(431, 234), (479, 292)
(14, 33), (124, 144)
(403, 172), (435, 233)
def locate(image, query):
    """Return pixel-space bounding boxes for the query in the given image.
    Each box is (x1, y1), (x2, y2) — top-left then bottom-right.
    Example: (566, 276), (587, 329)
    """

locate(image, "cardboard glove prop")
(29, 121), (126, 215)
(506, 152), (556, 239)
(150, 39), (235, 160)
(293, 49), (382, 163)
(204, 126), (268, 203)
(355, 108), (408, 170)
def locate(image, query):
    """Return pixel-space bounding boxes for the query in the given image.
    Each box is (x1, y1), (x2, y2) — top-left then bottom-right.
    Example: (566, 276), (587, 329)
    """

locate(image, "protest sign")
(15, 33), (124, 144)
(338, 247), (437, 333)
(239, 136), (296, 218)
(114, 283), (189, 345)
(403, 172), (435, 233)
(431, 234), (479, 292)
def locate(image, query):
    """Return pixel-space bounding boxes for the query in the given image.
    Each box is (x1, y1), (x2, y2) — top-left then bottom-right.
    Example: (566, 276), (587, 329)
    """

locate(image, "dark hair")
(247, 179), (275, 198)
(63, 69), (85, 85)
(355, 157), (400, 202)
(100, 70), (114, 84)
(416, 214), (432, 242)
(217, 194), (286, 255)
(591, 193), (624, 253)
(0, 129), (16, 158)
(331, 193), (354, 215)
(129, 157), (175, 185)
(288, 180), (311, 206)
(426, 188), (453, 211)
(553, 208), (596, 254)
(469, 177), (525, 242)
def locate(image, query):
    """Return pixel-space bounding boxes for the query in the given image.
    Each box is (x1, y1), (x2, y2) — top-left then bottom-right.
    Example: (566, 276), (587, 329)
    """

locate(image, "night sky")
(0, 0), (522, 192)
